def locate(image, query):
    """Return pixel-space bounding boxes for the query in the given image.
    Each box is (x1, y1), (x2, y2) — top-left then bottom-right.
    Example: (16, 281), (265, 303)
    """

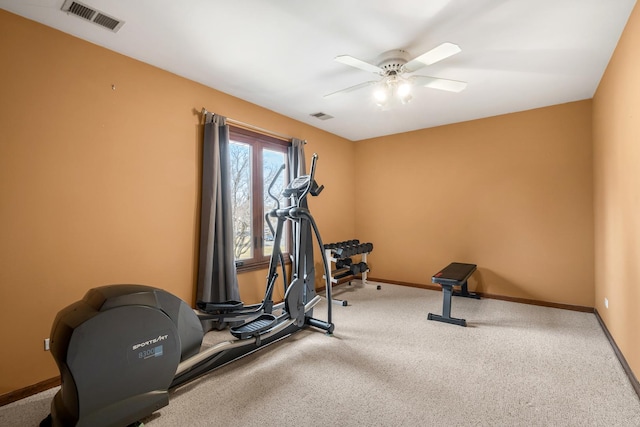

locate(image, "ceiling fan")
(325, 43), (467, 106)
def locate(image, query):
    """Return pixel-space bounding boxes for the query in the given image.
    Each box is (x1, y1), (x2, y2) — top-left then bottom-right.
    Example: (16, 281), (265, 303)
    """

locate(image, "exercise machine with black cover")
(428, 262), (479, 327)
(40, 153), (334, 427)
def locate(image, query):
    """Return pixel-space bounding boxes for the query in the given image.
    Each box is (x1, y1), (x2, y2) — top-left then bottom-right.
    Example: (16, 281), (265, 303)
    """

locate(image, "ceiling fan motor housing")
(376, 49), (411, 75)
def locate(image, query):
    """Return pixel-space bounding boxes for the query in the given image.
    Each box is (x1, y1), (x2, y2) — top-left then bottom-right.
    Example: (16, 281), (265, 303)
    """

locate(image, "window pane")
(263, 149), (287, 257)
(230, 141), (252, 260)
(228, 125), (291, 269)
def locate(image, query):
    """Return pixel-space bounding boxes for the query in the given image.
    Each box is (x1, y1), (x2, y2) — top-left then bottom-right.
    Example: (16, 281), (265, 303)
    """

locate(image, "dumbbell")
(345, 244), (363, 257)
(347, 262), (368, 275)
(333, 263), (360, 280)
(334, 262), (368, 279)
(340, 239), (359, 249)
(354, 262), (368, 273)
(334, 241), (347, 249)
(349, 244), (367, 256)
(352, 243), (372, 254)
(332, 247), (344, 258)
(336, 258), (352, 269)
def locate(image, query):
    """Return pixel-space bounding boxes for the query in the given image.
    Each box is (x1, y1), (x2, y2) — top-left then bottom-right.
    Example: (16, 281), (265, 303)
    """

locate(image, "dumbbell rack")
(323, 240), (379, 306)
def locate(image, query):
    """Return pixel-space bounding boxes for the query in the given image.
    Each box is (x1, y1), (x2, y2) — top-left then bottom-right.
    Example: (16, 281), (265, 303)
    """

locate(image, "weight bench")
(428, 262), (480, 327)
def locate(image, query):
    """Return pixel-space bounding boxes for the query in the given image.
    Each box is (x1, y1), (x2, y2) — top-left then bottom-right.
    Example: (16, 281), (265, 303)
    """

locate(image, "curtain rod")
(201, 107), (301, 143)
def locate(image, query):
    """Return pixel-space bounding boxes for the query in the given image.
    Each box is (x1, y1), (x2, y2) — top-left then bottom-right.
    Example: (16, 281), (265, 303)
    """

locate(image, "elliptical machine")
(196, 152), (334, 338)
(41, 153), (333, 427)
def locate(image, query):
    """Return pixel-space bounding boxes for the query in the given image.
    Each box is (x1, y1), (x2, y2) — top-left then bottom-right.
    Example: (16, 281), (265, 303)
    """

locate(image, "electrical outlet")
(604, 297), (609, 309)
(44, 338), (50, 351)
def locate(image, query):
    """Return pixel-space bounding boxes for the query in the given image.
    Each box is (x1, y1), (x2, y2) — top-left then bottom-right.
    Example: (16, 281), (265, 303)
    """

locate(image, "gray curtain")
(288, 139), (315, 297)
(196, 113), (240, 304)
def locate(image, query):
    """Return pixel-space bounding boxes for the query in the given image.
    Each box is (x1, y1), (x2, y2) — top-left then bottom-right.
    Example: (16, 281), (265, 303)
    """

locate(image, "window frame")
(229, 125), (291, 272)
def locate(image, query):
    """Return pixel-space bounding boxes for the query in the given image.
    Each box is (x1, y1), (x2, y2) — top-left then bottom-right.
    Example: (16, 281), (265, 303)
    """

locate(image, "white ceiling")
(1, 0), (636, 141)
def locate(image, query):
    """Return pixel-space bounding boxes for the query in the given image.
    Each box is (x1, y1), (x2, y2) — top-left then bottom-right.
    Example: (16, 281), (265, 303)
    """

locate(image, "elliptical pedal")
(196, 300), (244, 314)
(229, 314), (278, 340)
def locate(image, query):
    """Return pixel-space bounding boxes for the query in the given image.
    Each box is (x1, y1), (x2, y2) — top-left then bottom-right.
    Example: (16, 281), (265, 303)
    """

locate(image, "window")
(229, 126), (290, 270)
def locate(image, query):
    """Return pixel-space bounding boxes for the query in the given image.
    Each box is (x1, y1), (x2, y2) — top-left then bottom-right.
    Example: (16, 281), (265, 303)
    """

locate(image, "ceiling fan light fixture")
(373, 86), (388, 105)
(397, 82), (411, 98)
(373, 77), (412, 107)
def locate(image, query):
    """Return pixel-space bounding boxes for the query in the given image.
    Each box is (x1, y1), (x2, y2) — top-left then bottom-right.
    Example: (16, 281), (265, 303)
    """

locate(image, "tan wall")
(354, 101), (595, 307)
(5, 3), (638, 398)
(593, 2), (640, 381)
(0, 10), (355, 394)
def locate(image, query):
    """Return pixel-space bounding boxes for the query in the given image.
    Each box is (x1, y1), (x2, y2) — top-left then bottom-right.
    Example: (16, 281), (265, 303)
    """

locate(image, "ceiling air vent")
(310, 112), (334, 121)
(61, 0), (125, 33)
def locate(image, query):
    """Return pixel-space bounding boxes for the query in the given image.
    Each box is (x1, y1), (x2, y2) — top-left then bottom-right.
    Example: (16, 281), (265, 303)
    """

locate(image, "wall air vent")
(310, 112), (334, 121)
(61, 0), (125, 33)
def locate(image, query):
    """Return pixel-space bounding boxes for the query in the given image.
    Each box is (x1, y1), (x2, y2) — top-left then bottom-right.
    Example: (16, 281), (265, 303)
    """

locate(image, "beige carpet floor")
(2, 282), (639, 426)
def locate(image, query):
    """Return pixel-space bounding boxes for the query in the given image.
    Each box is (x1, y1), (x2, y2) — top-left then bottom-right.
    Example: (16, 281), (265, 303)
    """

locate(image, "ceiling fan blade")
(334, 55), (383, 74)
(410, 75), (467, 93)
(324, 81), (378, 98)
(402, 42), (462, 73)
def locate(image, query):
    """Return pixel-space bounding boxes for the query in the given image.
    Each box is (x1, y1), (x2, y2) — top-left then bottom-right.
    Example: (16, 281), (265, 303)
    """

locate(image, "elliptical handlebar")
(300, 153), (318, 199)
(307, 153), (319, 191)
(267, 163), (286, 210)
(281, 153), (323, 204)
(296, 153), (318, 205)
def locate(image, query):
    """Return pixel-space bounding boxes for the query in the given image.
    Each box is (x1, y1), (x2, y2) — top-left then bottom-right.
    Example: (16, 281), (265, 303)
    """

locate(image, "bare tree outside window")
(228, 126), (290, 269)
(230, 142), (252, 259)
(263, 149), (287, 256)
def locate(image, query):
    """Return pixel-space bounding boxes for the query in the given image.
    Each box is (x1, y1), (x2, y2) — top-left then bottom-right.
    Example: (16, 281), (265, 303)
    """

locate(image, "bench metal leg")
(427, 284), (467, 327)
